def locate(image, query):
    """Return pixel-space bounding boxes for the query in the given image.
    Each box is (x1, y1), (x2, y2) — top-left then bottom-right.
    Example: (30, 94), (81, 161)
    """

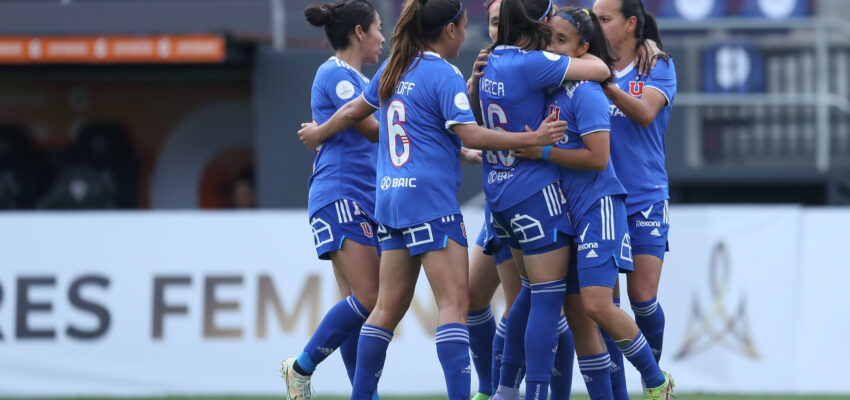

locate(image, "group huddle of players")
(285, 0), (677, 399)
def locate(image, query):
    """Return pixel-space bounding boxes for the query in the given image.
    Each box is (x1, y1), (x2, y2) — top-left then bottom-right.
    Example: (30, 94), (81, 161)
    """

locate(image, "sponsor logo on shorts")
(577, 242), (599, 252)
(586, 249), (599, 258)
(650, 227), (661, 237)
(635, 220), (661, 228)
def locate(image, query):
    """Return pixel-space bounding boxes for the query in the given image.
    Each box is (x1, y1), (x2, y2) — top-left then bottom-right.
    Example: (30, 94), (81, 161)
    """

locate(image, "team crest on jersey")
(629, 81), (644, 96)
(547, 105), (561, 120)
(360, 222), (374, 238)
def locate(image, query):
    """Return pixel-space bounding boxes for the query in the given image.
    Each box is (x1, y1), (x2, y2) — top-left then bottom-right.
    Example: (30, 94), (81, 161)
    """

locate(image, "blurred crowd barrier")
(0, 206), (848, 396)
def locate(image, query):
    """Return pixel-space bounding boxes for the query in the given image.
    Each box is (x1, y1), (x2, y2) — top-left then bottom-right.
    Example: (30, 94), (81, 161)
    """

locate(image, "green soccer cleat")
(279, 358), (312, 400)
(644, 370), (675, 400)
(471, 392), (491, 400)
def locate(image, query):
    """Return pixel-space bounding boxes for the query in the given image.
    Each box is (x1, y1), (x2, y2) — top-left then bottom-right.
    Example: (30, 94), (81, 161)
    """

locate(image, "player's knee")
(355, 292), (377, 312)
(468, 289), (491, 311)
(582, 295), (615, 323)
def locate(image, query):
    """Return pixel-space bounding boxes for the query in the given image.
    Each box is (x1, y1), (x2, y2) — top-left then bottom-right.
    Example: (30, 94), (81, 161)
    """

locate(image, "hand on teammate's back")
(297, 121), (322, 149)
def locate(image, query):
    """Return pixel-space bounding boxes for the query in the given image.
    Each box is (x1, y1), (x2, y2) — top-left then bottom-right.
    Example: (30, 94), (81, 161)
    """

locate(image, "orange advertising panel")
(0, 34), (225, 63)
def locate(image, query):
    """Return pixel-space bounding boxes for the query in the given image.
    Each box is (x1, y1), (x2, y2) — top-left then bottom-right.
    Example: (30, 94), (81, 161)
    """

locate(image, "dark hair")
(304, 0), (376, 50)
(553, 7), (617, 69)
(491, 0), (554, 52)
(378, 0), (464, 102)
(617, 0), (669, 63)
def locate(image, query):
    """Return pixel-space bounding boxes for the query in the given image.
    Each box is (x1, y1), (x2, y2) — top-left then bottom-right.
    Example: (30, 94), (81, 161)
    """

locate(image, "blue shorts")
(474, 206), (514, 266)
(377, 214), (468, 257)
(490, 182), (574, 255)
(310, 199), (379, 260)
(566, 250), (620, 295)
(572, 195), (634, 273)
(628, 199), (670, 260)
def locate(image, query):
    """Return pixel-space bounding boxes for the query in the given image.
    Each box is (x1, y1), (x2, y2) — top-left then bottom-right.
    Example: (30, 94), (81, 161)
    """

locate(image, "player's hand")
(460, 147), (483, 165)
(514, 145), (544, 160)
(635, 39), (666, 78)
(297, 121), (322, 149)
(471, 49), (489, 80)
(528, 112), (567, 146)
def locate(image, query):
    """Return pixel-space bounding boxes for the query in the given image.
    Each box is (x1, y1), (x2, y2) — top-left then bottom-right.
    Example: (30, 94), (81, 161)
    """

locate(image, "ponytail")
(378, 0), (464, 103)
(619, 0), (669, 63)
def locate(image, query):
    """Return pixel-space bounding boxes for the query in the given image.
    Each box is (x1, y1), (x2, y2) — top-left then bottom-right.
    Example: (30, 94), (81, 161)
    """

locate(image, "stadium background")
(1, 0), (849, 398)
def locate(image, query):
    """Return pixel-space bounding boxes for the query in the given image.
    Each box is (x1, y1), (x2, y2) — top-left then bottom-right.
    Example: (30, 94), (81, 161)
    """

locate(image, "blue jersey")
(548, 80), (626, 217)
(308, 57), (378, 218)
(479, 46), (571, 211)
(363, 52), (477, 228)
(609, 59), (677, 215)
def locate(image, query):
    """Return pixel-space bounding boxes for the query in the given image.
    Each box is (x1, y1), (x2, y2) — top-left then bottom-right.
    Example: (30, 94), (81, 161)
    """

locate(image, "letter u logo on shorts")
(361, 222), (374, 238)
(510, 214), (545, 244)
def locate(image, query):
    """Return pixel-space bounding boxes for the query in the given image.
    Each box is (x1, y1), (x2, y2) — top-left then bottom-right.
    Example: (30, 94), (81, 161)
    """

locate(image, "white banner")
(0, 207), (848, 396)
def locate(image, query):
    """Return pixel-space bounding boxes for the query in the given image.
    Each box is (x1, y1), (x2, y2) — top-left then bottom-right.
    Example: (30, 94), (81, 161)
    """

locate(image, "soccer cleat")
(471, 392), (491, 400)
(279, 357), (312, 400)
(644, 370), (675, 400)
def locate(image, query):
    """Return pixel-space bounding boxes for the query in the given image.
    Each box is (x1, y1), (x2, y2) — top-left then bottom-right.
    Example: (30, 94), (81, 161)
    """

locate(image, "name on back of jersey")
(480, 78), (505, 97)
(396, 81), (416, 96)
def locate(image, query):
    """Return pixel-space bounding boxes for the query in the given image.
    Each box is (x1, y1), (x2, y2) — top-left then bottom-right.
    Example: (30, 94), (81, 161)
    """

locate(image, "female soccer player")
(280, 2), (385, 400)
(465, 2), (523, 399)
(516, 6), (674, 399)
(297, 1), (566, 398)
(593, 0), (677, 370)
(476, 1), (611, 399)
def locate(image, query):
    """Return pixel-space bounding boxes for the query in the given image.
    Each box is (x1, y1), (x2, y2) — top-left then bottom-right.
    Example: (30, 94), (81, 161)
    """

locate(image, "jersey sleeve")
(524, 51), (572, 90)
(438, 65), (478, 133)
(324, 66), (365, 110)
(644, 58), (677, 109)
(574, 83), (610, 136)
(362, 60), (388, 109)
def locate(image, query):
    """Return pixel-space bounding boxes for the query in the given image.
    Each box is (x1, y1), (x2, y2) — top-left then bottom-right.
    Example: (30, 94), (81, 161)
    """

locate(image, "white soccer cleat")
(279, 358), (312, 400)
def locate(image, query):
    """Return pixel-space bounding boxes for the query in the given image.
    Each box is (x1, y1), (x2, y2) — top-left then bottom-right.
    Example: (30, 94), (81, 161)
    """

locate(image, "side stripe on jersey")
(335, 200), (354, 224)
(600, 196), (615, 241)
(542, 183), (563, 217)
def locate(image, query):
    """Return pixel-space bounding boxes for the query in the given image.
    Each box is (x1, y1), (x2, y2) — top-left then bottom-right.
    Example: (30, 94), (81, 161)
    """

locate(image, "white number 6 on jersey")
(387, 100), (411, 167)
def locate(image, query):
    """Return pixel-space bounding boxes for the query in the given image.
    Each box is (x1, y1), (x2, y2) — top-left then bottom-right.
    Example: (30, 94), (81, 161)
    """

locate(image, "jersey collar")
(422, 51), (442, 59)
(614, 61), (635, 79)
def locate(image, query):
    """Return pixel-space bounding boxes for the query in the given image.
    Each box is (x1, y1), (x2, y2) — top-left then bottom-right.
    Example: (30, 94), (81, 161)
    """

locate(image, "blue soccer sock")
(340, 329), (360, 384)
(631, 297), (665, 362)
(499, 278), (531, 389)
(351, 324), (393, 400)
(436, 323), (472, 400)
(550, 315), (574, 400)
(468, 307), (496, 395)
(491, 317), (507, 394)
(619, 331), (664, 388)
(523, 279), (567, 400)
(296, 295), (369, 375)
(578, 353), (614, 400)
(605, 298), (629, 400)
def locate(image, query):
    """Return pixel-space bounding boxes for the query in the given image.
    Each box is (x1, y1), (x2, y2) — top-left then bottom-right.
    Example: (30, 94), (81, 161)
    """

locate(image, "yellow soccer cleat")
(471, 392), (491, 400)
(644, 370), (675, 400)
